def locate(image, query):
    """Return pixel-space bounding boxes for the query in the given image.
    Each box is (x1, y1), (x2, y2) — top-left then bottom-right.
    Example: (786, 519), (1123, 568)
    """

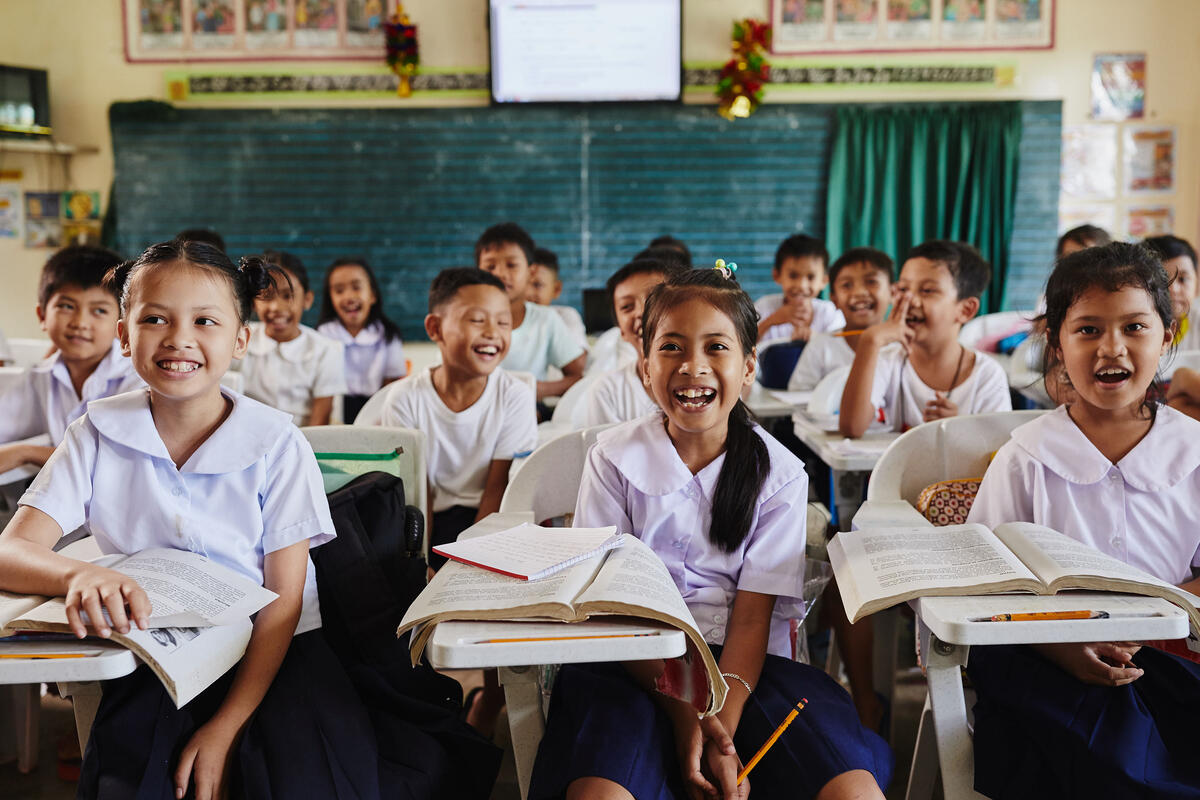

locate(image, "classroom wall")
(1, 0), (1198, 336)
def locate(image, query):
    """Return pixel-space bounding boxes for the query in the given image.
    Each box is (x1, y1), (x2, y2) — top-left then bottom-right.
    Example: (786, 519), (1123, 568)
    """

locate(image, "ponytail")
(711, 400), (771, 552)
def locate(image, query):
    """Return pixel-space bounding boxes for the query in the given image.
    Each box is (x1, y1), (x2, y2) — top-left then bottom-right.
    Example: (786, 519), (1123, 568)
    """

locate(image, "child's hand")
(1034, 642), (1144, 686)
(64, 564), (151, 638)
(763, 302), (795, 329)
(700, 732), (749, 800)
(923, 391), (958, 422)
(175, 717), (240, 800)
(864, 292), (914, 351)
(668, 705), (740, 799)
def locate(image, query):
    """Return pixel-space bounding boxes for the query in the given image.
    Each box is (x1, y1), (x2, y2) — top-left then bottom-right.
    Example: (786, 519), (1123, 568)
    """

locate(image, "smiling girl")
(966, 242), (1200, 799)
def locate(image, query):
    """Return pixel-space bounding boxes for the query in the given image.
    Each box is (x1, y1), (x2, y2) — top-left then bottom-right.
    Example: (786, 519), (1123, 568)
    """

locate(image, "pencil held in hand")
(736, 697), (808, 785)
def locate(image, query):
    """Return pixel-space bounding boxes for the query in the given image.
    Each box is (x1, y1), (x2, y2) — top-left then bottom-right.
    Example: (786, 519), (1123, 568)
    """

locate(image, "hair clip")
(713, 258), (738, 279)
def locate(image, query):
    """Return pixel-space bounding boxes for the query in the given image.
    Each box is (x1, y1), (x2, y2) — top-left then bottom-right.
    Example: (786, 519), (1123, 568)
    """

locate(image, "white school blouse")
(870, 347), (1011, 432)
(967, 405), (1200, 586)
(20, 390), (334, 634)
(240, 323), (347, 426)
(0, 339), (143, 445)
(574, 415), (808, 658)
(754, 294), (845, 345)
(381, 366), (538, 512)
(504, 302), (586, 380)
(316, 319), (405, 397)
(787, 330), (855, 392)
(583, 363), (658, 428)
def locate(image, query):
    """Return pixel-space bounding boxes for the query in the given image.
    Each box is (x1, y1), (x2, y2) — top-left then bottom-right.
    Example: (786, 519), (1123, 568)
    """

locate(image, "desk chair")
(6, 339), (51, 368)
(853, 410), (1046, 800)
(351, 383), (395, 427)
(958, 311), (1034, 351)
(499, 428), (588, 525)
(807, 365), (850, 416)
(548, 371), (600, 430)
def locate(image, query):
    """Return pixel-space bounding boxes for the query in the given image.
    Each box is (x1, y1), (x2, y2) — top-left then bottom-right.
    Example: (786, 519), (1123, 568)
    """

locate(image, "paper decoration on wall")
(1058, 203), (1116, 237)
(24, 192), (61, 248)
(1123, 126), (1175, 194)
(0, 183), (19, 239)
(1060, 125), (1117, 200)
(717, 19), (772, 120)
(21, 190), (103, 248)
(1126, 205), (1173, 239)
(384, 4), (419, 97)
(1091, 53), (1145, 121)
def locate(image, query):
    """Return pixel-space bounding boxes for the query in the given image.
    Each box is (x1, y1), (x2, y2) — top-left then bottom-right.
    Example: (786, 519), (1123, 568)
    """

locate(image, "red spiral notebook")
(432, 523), (625, 581)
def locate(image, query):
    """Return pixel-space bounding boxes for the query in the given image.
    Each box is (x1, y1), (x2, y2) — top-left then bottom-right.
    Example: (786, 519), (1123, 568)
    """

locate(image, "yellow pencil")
(475, 632), (659, 644)
(831, 330), (866, 338)
(0, 653), (91, 659)
(737, 698), (808, 785)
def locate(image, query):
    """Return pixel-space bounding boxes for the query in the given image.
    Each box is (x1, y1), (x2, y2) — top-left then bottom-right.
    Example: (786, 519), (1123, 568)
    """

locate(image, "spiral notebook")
(432, 523), (625, 581)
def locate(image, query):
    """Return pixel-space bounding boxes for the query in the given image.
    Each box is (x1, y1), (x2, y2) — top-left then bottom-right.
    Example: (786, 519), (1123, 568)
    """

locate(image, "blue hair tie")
(713, 258), (738, 279)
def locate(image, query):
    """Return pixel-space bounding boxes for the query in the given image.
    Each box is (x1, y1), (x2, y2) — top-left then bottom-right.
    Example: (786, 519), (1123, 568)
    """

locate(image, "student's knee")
(816, 769), (886, 800)
(566, 776), (635, 800)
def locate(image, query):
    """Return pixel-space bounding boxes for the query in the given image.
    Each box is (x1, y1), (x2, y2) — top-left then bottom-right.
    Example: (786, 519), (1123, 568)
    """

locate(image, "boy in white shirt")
(380, 267), (537, 562)
(0, 245), (142, 473)
(526, 246), (588, 352)
(788, 247), (894, 392)
(756, 234), (845, 345)
(840, 240), (1011, 437)
(476, 223), (585, 399)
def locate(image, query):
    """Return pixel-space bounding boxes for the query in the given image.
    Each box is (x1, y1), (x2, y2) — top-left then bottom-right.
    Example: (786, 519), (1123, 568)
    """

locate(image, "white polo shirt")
(504, 302), (586, 380)
(968, 405), (1200, 585)
(0, 339), (143, 445)
(583, 363), (659, 428)
(787, 331), (855, 392)
(316, 319), (405, 397)
(20, 389), (334, 634)
(239, 323), (347, 426)
(550, 305), (589, 352)
(870, 347), (1011, 432)
(755, 294), (845, 345)
(381, 366), (537, 512)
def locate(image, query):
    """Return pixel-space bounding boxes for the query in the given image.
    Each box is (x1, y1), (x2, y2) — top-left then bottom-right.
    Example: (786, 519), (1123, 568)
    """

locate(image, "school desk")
(910, 594), (1187, 800)
(791, 411), (900, 530)
(745, 383), (807, 420)
(428, 619), (686, 800)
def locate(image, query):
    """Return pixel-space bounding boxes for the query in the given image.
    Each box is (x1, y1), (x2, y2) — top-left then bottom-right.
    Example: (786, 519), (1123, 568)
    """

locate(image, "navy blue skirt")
(968, 644), (1200, 799)
(528, 645), (892, 799)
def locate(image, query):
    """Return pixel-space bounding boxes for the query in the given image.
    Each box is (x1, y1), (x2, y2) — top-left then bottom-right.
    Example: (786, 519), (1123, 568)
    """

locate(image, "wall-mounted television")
(489, 0), (682, 104)
(0, 65), (51, 138)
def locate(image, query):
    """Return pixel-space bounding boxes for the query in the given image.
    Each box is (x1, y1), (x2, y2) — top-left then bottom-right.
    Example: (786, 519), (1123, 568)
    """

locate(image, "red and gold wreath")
(717, 19), (771, 120)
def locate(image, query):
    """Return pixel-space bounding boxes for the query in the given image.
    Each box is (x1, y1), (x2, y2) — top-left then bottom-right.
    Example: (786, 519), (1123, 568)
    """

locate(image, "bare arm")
(0, 443), (54, 474)
(474, 459), (512, 522)
(536, 353), (587, 400)
(839, 294), (911, 438)
(307, 396), (334, 426)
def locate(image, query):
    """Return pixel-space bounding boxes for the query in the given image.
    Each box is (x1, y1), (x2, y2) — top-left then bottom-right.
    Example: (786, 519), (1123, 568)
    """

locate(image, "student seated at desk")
(0, 245), (142, 473)
(965, 242), (1200, 800)
(582, 256), (688, 427)
(529, 268), (891, 800)
(839, 240), (1011, 437)
(476, 222), (586, 399)
(1145, 234), (1200, 351)
(0, 240), (459, 800)
(756, 234), (845, 346)
(526, 246), (588, 351)
(788, 247), (894, 392)
(238, 250), (346, 426)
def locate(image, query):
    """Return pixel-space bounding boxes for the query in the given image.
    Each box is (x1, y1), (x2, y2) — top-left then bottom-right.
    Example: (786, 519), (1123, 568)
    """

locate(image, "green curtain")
(825, 102), (1023, 313)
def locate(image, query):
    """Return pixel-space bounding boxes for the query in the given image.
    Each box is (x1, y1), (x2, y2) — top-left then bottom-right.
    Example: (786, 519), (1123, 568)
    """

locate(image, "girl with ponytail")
(0, 239), (469, 800)
(529, 266), (892, 800)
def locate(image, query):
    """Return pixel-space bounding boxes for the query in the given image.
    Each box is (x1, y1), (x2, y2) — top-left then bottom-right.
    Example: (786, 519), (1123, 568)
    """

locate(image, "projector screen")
(489, 0), (682, 104)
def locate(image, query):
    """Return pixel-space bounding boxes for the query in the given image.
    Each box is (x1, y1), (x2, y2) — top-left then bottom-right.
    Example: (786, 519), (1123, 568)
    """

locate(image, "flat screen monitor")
(489, 0), (682, 104)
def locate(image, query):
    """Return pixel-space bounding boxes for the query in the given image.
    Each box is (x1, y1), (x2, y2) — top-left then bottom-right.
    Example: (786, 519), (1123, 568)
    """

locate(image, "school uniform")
(787, 329), (855, 392)
(528, 415), (892, 799)
(870, 346), (1011, 431)
(0, 338), (142, 445)
(582, 362), (657, 427)
(584, 326), (637, 376)
(755, 293), (845, 345)
(240, 323), (347, 425)
(1175, 307), (1200, 352)
(965, 405), (1200, 799)
(550, 304), (589, 351)
(21, 389), (386, 800)
(316, 319), (405, 422)
(505, 301), (586, 380)
(381, 366), (537, 563)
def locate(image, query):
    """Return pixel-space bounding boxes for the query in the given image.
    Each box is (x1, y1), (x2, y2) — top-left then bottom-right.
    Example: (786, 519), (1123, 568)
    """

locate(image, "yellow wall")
(0, 0), (1197, 336)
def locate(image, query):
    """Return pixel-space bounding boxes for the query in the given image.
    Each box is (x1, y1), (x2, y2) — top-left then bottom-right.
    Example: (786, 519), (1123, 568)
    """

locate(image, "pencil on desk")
(831, 329), (866, 338)
(986, 610), (1107, 622)
(737, 697), (808, 785)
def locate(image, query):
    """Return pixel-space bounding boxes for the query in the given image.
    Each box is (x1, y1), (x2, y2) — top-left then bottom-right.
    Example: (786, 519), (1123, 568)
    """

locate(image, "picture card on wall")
(1122, 126), (1175, 194)
(1091, 53), (1146, 121)
(1061, 125), (1117, 200)
(1125, 205), (1173, 239)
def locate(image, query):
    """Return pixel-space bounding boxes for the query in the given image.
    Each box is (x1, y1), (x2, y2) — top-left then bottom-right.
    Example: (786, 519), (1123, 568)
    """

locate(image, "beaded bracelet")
(721, 671), (753, 694)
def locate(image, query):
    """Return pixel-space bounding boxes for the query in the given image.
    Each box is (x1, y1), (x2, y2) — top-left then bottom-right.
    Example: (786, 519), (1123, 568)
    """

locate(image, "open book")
(829, 522), (1200, 636)
(0, 541), (278, 707)
(398, 534), (728, 716)
(432, 523), (626, 581)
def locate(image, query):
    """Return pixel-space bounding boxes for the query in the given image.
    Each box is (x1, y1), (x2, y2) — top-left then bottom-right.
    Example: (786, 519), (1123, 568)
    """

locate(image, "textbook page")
(114, 618), (253, 707)
(829, 525), (1042, 623)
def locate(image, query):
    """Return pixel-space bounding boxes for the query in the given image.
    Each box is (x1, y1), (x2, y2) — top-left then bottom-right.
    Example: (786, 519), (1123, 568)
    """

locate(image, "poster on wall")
(1126, 205), (1173, 239)
(1059, 203), (1116, 237)
(124, 0), (393, 61)
(1060, 125), (1117, 200)
(1091, 53), (1146, 121)
(0, 184), (20, 240)
(770, 0), (1054, 53)
(23, 192), (61, 249)
(1123, 126), (1175, 194)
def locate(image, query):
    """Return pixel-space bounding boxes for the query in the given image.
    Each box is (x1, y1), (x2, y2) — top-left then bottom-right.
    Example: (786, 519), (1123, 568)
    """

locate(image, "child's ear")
(35, 304), (46, 328)
(118, 318), (131, 356)
(552, 279), (563, 301)
(424, 313), (443, 343)
(956, 296), (981, 324)
(742, 349), (757, 387)
(233, 324), (251, 359)
(1163, 319), (1177, 354)
(303, 290), (315, 311)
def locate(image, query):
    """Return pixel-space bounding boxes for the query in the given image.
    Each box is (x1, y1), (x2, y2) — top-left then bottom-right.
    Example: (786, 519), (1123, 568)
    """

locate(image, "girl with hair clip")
(0, 240), (474, 800)
(316, 257), (406, 423)
(966, 241), (1200, 799)
(528, 266), (891, 800)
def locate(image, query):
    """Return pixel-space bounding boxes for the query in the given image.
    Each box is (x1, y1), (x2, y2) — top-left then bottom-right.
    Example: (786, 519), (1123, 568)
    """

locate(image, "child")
(316, 257), (406, 423)
(1144, 234), (1200, 350)
(646, 234), (693, 266)
(756, 234), (845, 345)
(965, 241), (1200, 799)
(475, 222), (585, 399)
(239, 250), (346, 425)
(788, 247), (894, 392)
(379, 268), (537, 563)
(582, 257), (687, 427)
(529, 268), (891, 800)
(1056, 223), (1111, 258)
(839, 240), (1011, 437)
(0, 239), (408, 798)
(0, 245), (142, 474)
(174, 227), (227, 253)
(526, 246), (588, 351)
